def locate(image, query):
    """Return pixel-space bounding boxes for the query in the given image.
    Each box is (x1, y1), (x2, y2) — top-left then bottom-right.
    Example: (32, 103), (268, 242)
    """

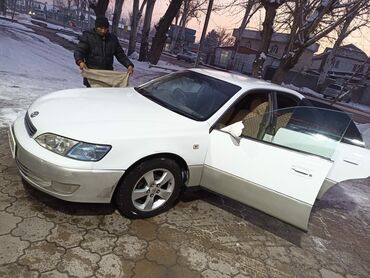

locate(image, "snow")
(17, 14), (81, 35)
(0, 18), (184, 127)
(283, 83), (370, 114)
(56, 33), (79, 44)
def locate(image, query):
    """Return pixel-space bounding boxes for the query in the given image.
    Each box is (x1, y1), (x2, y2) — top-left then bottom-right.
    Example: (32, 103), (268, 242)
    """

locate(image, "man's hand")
(127, 65), (134, 75)
(79, 62), (87, 70)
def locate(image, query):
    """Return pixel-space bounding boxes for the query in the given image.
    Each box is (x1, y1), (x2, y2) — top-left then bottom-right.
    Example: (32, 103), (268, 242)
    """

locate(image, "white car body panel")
(201, 130), (333, 230)
(328, 143), (370, 183)
(27, 88), (210, 170)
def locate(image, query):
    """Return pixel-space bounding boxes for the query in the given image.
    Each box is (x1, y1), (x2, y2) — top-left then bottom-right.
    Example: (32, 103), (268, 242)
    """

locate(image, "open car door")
(201, 107), (352, 230)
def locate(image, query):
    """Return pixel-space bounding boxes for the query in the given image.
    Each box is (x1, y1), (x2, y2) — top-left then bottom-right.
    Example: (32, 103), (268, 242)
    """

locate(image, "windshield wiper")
(134, 86), (147, 95)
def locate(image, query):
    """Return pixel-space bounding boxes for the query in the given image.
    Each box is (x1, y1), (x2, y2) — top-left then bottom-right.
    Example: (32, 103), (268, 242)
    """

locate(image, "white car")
(8, 69), (370, 230)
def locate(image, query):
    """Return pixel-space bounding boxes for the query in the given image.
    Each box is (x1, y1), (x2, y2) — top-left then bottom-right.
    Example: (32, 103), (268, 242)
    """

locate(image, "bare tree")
(0, 0), (6, 16)
(228, 0), (261, 70)
(174, 0), (207, 53)
(251, 0), (286, 78)
(195, 0), (214, 67)
(139, 0), (156, 61)
(112, 0), (124, 35)
(272, 0), (369, 84)
(128, 0), (140, 55)
(330, 57), (370, 105)
(128, 0), (148, 55)
(217, 28), (235, 47)
(316, 3), (370, 90)
(88, 0), (109, 17)
(148, 0), (184, 64)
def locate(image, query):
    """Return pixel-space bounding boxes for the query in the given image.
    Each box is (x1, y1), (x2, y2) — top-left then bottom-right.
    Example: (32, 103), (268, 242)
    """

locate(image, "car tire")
(114, 158), (183, 219)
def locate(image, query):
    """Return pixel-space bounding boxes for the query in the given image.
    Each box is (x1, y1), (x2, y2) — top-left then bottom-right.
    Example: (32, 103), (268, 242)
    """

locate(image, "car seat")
(242, 99), (269, 139)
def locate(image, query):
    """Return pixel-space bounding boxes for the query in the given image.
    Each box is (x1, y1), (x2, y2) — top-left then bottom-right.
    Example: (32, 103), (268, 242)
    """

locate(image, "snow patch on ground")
(0, 17), (34, 32)
(0, 18), (184, 127)
(56, 32), (79, 44)
(283, 83), (370, 114)
(0, 108), (24, 128)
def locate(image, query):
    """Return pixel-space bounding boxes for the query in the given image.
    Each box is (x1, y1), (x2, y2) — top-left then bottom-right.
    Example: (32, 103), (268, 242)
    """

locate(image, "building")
(164, 25), (196, 53)
(311, 44), (369, 82)
(213, 29), (319, 75)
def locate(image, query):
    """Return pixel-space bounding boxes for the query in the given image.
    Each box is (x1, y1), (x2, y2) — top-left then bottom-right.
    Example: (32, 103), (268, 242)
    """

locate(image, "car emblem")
(30, 111), (39, 118)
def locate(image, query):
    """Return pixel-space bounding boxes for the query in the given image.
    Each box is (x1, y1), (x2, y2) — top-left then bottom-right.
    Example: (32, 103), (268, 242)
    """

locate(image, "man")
(74, 17), (134, 87)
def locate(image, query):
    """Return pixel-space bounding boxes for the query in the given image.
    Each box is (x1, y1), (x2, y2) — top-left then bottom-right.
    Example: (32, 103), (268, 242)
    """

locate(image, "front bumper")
(9, 117), (124, 203)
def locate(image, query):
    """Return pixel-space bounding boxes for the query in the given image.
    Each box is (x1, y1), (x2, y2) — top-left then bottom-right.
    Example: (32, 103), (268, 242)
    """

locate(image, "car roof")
(189, 68), (303, 98)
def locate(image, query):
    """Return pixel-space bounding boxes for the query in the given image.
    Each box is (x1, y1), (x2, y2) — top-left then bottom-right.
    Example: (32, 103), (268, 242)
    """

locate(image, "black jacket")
(74, 29), (133, 70)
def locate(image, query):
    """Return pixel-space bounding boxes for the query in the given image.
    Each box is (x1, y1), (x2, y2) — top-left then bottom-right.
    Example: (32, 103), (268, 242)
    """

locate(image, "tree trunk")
(0, 0), (6, 16)
(148, 0), (183, 64)
(11, 0), (17, 20)
(139, 0), (156, 62)
(251, 4), (278, 78)
(112, 0), (125, 35)
(89, 0), (109, 17)
(169, 10), (181, 51)
(128, 0), (140, 55)
(194, 0), (213, 67)
(316, 15), (353, 91)
(178, 0), (189, 53)
(227, 0), (255, 70)
(272, 48), (303, 84)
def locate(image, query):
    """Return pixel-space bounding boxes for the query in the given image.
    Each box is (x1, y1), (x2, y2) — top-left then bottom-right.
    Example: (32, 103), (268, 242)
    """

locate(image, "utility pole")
(194, 0), (213, 67)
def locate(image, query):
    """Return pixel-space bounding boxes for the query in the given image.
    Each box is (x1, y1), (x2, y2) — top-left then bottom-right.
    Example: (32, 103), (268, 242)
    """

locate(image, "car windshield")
(135, 71), (241, 121)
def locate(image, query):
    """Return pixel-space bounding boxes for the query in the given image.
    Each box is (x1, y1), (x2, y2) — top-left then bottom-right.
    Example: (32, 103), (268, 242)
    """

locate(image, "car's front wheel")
(114, 158), (183, 218)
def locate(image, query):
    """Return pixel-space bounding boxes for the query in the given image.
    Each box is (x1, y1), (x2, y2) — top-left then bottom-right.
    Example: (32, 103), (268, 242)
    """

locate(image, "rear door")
(201, 102), (351, 230)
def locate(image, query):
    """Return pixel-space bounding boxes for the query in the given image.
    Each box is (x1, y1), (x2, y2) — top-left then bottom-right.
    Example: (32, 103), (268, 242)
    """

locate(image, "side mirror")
(222, 122), (242, 145)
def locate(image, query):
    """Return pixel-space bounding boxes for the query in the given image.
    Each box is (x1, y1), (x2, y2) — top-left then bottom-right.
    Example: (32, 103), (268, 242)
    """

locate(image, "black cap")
(95, 17), (109, 28)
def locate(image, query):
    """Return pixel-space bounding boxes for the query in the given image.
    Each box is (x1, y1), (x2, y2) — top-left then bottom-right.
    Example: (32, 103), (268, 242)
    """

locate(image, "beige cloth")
(81, 68), (129, 88)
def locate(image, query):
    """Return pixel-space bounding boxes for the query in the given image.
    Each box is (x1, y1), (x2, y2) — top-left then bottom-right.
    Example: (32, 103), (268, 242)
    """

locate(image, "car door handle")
(291, 166), (312, 177)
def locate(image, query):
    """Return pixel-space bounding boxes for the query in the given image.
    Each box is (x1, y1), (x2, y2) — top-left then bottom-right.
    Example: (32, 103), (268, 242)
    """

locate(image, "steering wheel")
(173, 88), (187, 105)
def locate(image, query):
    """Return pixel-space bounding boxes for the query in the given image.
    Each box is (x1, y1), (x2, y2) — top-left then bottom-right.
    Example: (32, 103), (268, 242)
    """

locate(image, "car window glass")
(299, 99), (364, 147)
(276, 92), (300, 109)
(136, 71), (241, 121)
(244, 107), (351, 159)
(215, 91), (270, 130)
(220, 106), (351, 159)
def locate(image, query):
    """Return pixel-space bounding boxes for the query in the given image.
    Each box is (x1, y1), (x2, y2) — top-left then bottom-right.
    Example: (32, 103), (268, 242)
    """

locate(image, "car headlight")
(67, 142), (111, 161)
(36, 133), (111, 161)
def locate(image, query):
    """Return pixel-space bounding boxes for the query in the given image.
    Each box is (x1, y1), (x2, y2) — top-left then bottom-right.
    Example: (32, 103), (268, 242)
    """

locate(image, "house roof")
(342, 44), (366, 54)
(233, 29), (319, 52)
(313, 44), (368, 61)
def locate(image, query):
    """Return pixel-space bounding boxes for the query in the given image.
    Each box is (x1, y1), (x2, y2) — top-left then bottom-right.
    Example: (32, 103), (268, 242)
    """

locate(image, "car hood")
(28, 87), (206, 143)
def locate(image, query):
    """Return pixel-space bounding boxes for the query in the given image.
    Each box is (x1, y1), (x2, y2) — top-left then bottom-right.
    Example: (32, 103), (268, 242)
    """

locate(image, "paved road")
(1, 128), (370, 277)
